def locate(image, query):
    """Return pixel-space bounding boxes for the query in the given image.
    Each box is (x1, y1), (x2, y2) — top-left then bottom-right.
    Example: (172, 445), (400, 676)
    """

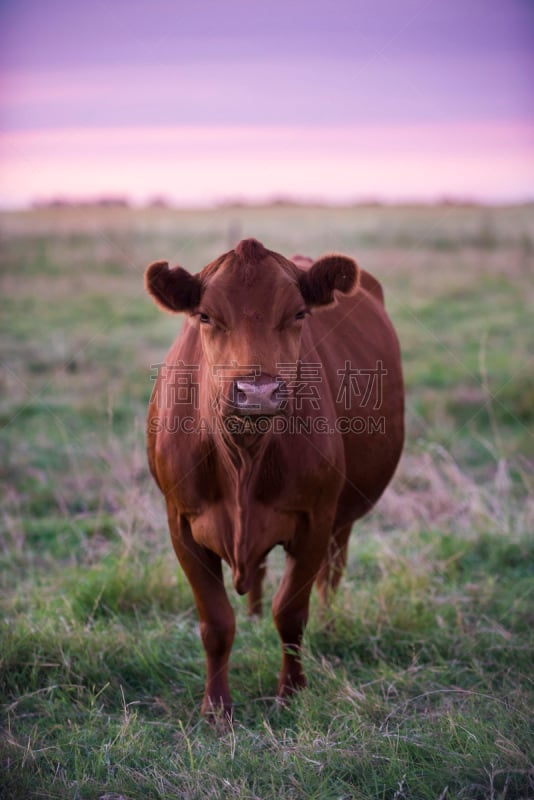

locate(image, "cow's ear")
(298, 254), (360, 308)
(145, 261), (202, 313)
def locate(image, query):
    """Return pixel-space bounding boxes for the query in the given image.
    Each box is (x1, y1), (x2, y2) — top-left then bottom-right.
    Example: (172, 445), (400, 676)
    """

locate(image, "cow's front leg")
(271, 532), (327, 698)
(168, 512), (235, 718)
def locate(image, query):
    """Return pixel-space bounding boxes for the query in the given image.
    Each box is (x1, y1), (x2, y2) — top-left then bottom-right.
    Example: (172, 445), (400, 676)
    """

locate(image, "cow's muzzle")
(233, 378), (285, 416)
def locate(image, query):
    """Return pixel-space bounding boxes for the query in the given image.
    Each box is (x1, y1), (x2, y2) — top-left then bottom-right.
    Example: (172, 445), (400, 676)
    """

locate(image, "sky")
(1, 0), (533, 207)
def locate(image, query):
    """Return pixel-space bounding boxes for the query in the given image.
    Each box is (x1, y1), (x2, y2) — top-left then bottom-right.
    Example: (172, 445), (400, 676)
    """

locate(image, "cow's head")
(146, 239), (359, 424)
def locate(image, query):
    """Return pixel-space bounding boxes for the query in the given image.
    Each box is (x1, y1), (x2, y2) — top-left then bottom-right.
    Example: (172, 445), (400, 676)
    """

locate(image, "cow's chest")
(189, 500), (298, 564)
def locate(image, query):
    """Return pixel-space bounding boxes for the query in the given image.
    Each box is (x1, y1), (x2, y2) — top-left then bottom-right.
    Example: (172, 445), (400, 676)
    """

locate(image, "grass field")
(1, 203), (533, 799)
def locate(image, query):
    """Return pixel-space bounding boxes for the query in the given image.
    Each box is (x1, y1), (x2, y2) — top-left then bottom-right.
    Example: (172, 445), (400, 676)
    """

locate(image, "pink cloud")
(1, 122), (533, 207)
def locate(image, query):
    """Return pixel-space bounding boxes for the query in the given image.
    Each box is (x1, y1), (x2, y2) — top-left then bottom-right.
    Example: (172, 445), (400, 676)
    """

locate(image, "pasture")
(1, 203), (533, 799)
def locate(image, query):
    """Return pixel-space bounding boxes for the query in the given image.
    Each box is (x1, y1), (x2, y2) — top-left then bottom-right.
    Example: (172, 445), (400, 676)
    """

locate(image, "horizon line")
(2, 194), (534, 213)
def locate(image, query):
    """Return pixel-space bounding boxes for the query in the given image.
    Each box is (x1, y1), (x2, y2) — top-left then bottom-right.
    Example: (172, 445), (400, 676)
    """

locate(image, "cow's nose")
(234, 380), (284, 415)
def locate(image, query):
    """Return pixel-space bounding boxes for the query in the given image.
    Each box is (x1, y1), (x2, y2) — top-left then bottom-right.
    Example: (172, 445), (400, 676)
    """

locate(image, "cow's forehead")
(202, 245), (300, 308)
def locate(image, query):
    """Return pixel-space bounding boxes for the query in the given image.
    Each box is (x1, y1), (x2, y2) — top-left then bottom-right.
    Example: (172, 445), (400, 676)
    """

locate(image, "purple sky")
(1, 0), (533, 205)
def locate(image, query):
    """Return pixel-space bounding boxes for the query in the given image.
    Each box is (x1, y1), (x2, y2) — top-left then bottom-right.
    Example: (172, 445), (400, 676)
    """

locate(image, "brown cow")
(145, 238), (404, 718)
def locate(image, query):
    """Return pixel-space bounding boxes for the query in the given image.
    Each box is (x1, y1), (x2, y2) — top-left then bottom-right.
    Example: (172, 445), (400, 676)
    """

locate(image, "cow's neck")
(217, 424), (271, 475)
(215, 427), (284, 504)
(226, 437), (280, 592)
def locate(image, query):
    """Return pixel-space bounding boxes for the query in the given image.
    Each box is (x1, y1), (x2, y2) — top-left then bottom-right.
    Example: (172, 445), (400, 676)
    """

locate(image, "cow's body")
(146, 239), (404, 717)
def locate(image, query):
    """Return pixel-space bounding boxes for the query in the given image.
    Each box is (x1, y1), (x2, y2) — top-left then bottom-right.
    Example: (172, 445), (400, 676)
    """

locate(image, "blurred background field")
(1, 204), (533, 798)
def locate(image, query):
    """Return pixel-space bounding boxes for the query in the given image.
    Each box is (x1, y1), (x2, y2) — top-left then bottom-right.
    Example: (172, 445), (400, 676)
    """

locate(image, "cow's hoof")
(201, 699), (233, 729)
(276, 672), (307, 700)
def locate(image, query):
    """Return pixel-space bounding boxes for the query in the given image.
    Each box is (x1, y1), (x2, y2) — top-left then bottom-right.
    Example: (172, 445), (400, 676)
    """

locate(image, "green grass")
(1, 204), (533, 799)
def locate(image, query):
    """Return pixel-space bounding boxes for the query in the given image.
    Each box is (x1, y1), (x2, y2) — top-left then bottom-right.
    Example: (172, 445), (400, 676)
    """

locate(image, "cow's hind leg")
(315, 522), (353, 608)
(247, 559), (267, 617)
(168, 511), (235, 719)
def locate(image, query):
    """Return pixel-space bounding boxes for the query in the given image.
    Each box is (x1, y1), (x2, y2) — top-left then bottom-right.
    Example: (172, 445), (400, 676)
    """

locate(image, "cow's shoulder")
(360, 270), (385, 305)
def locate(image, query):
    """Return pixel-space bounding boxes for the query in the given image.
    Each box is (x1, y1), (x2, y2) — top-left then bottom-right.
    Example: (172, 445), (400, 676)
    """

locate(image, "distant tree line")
(31, 196), (171, 209)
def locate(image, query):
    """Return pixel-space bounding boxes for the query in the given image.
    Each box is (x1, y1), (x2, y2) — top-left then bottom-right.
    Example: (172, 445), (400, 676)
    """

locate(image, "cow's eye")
(199, 313), (211, 324)
(295, 310), (307, 321)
